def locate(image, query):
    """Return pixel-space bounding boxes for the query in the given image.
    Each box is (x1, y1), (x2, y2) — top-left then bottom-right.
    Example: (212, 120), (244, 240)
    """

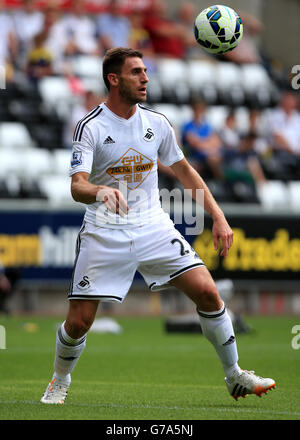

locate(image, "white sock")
(197, 302), (241, 379)
(53, 321), (87, 385)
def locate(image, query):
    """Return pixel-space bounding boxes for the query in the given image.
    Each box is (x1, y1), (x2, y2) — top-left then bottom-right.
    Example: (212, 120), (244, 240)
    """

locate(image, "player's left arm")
(170, 157), (233, 257)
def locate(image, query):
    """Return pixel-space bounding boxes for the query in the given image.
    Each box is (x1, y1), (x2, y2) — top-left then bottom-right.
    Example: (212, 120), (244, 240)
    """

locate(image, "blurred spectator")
(26, 31), (54, 86)
(267, 92), (300, 156)
(0, 261), (20, 316)
(247, 108), (269, 156)
(59, 0), (101, 57)
(96, 0), (131, 51)
(0, 0), (18, 79)
(221, 11), (263, 64)
(237, 133), (267, 184)
(176, 1), (204, 59)
(266, 91), (300, 177)
(129, 10), (152, 54)
(143, 0), (194, 59)
(13, 0), (44, 61)
(129, 9), (157, 74)
(219, 110), (240, 152)
(222, 109), (268, 155)
(220, 112), (266, 184)
(31, 5), (69, 75)
(181, 100), (223, 178)
(64, 89), (102, 148)
(119, 0), (153, 14)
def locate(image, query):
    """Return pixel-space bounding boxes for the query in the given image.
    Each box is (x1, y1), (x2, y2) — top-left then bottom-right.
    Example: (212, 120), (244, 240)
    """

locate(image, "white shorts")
(68, 218), (204, 303)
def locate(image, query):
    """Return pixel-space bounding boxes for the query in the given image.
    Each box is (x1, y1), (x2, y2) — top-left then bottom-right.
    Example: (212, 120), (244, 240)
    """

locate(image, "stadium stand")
(0, 0), (298, 209)
(186, 59), (218, 105)
(0, 121), (36, 150)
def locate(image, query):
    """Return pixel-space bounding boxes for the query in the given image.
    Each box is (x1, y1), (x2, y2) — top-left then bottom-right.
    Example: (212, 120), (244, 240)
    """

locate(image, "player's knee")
(66, 315), (93, 338)
(198, 282), (222, 311)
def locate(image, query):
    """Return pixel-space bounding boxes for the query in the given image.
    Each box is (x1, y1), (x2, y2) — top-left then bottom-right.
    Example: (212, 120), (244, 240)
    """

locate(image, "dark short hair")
(102, 47), (143, 91)
(226, 109), (236, 120)
(189, 98), (207, 110)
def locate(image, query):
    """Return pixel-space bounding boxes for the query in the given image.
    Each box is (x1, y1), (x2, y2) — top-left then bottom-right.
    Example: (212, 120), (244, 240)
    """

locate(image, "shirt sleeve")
(69, 125), (94, 176)
(158, 118), (185, 166)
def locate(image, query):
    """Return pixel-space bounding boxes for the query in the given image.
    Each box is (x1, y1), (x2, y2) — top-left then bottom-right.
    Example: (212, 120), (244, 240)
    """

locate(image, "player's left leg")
(169, 266), (276, 399)
(169, 266), (240, 378)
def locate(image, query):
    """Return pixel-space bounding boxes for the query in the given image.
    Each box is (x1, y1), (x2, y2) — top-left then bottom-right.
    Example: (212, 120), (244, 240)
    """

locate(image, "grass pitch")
(0, 314), (299, 420)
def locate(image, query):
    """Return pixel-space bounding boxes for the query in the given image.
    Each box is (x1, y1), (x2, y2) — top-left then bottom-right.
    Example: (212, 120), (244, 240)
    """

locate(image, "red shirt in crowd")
(143, 14), (185, 58)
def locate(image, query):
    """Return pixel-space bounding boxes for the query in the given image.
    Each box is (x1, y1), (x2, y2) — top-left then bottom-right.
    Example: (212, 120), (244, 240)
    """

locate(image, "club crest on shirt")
(143, 128), (155, 142)
(106, 148), (154, 190)
(76, 276), (90, 290)
(71, 151), (82, 167)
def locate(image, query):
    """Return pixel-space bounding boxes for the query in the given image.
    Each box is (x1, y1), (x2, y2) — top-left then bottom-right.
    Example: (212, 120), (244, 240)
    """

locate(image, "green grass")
(0, 315), (299, 420)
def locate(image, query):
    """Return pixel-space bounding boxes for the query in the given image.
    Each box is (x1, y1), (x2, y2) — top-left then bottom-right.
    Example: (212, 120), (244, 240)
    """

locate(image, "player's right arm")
(71, 172), (129, 216)
(71, 171), (100, 204)
(70, 119), (128, 214)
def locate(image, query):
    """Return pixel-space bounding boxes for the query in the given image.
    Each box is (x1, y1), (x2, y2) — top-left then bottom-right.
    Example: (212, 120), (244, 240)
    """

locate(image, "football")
(194, 4), (243, 54)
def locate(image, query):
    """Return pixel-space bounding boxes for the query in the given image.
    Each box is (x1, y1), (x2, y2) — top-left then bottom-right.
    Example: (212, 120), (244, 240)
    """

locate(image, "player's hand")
(212, 214), (233, 257)
(96, 187), (129, 217)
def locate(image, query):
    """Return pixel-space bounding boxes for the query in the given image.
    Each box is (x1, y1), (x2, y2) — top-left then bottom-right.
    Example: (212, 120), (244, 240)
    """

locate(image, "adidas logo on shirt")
(103, 136), (115, 144)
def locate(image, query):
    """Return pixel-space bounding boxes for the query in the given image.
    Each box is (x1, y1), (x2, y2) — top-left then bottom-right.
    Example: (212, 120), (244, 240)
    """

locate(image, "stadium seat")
(234, 107), (250, 134)
(20, 149), (53, 179)
(29, 122), (64, 150)
(19, 177), (48, 200)
(9, 99), (42, 124)
(186, 60), (218, 104)
(216, 62), (244, 106)
(178, 105), (194, 127)
(52, 149), (71, 175)
(144, 73), (163, 103)
(157, 59), (190, 103)
(69, 56), (105, 95)
(0, 101), (11, 121)
(230, 181), (259, 204)
(0, 150), (23, 178)
(0, 122), (36, 150)
(206, 179), (234, 203)
(38, 77), (74, 119)
(287, 181), (300, 210)
(81, 77), (106, 95)
(39, 175), (72, 203)
(154, 104), (193, 130)
(207, 106), (229, 130)
(0, 178), (13, 198)
(153, 104), (181, 129)
(39, 76), (72, 104)
(71, 55), (102, 78)
(241, 64), (270, 88)
(241, 64), (272, 107)
(257, 181), (289, 209)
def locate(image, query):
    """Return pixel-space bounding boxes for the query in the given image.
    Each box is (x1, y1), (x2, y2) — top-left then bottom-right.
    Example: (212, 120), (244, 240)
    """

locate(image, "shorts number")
(171, 238), (190, 256)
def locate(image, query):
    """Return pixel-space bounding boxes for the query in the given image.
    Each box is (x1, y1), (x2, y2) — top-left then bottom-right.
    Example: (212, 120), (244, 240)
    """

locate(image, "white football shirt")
(69, 102), (184, 228)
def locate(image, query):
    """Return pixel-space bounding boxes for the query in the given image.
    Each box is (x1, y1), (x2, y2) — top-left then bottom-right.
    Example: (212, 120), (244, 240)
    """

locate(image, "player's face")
(118, 57), (149, 104)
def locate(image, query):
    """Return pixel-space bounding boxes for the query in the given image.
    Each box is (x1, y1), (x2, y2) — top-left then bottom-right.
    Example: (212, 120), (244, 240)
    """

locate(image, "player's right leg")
(40, 299), (99, 404)
(40, 221), (136, 404)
